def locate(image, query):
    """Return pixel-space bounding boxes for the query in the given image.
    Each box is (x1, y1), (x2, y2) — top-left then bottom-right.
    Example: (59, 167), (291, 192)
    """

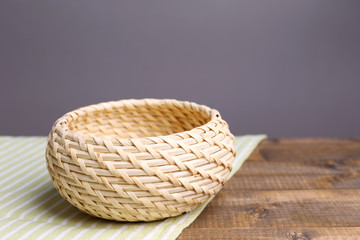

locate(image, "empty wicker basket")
(46, 99), (235, 222)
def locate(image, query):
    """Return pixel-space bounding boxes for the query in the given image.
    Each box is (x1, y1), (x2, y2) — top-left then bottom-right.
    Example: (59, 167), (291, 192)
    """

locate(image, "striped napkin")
(0, 135), (266, 240)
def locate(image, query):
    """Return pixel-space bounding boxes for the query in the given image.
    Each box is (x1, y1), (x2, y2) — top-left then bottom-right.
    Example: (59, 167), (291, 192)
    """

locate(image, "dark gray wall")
(1, 0), (359, 137)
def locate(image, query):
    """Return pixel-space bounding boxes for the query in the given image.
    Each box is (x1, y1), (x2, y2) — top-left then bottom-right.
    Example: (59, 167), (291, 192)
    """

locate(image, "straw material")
(46, 99), (235, 222)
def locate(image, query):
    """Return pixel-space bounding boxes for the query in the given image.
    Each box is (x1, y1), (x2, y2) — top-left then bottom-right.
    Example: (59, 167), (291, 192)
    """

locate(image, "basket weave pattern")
(46, 99), (235, 221)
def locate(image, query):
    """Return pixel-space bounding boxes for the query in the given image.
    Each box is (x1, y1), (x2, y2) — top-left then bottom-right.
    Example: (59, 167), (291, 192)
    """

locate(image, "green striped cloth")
(0, 135), (266, 240)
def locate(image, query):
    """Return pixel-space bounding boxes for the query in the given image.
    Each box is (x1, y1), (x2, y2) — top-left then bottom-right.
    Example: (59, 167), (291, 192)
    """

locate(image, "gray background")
(1, 0), (359, 137)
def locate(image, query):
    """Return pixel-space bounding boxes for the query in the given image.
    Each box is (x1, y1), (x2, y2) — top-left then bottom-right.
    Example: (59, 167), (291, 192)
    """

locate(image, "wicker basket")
(46, 99), (235, 222)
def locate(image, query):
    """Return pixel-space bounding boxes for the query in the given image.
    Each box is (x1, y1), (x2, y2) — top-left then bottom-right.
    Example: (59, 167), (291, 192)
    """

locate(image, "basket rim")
(52, 98), (223, 143)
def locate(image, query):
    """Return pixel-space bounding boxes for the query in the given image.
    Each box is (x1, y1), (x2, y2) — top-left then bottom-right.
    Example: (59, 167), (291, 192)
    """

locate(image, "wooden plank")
(234, 139), (360, 190)
(240, 157), (360, 175)
(178, 138), (360, 239)
(178, 228), (360, 240)
(191, 190), (360, 228)
(229, 173), (360, 190)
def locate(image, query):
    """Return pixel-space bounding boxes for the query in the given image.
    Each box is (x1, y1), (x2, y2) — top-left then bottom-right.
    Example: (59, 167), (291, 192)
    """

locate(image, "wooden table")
(178, 138), (360, 239)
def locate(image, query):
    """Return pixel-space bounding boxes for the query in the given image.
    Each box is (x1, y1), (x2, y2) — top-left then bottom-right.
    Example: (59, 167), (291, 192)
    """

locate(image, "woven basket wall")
(46, 99), (235, 222)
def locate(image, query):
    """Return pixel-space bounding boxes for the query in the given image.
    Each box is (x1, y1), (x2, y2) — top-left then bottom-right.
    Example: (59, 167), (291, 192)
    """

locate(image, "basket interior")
(67, 102), (211, 138)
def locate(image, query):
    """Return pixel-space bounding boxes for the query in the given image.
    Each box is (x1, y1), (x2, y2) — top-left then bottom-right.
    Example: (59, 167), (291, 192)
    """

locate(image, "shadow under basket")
(46, 99), (235, 222)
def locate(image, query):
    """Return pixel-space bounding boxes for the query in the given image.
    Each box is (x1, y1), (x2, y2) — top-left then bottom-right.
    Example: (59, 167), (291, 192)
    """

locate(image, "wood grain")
(178, 138), (360, 240)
